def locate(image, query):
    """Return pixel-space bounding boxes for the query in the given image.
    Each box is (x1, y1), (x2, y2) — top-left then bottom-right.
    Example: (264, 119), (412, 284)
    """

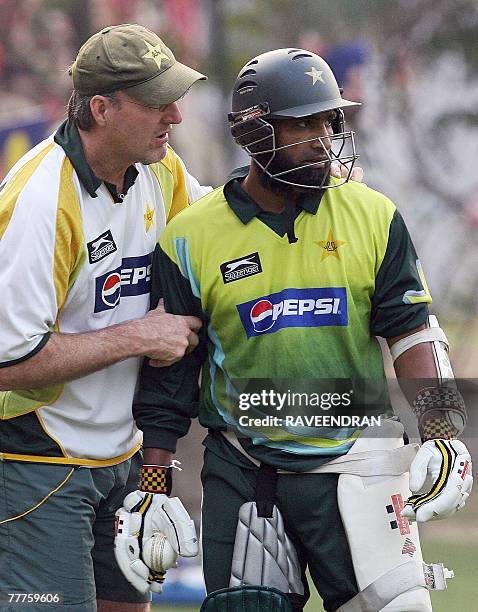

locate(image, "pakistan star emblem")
(315, 229), (346, 261)
(142, 41), (169, 69)
(144, 204), (155, 232)
(305, 66), (325, 85)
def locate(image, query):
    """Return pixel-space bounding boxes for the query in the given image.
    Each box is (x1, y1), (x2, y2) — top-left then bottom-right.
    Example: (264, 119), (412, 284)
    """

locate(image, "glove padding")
(401, 439), (473, 522)
(114, 491), (199, 593)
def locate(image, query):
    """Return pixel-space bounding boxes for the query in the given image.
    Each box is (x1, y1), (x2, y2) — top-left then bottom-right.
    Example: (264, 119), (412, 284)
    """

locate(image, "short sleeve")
(371, 210), (431, 337)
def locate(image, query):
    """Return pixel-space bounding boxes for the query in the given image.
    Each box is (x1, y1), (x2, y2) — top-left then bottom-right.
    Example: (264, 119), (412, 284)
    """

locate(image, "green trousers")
(201, 448), (358, 612)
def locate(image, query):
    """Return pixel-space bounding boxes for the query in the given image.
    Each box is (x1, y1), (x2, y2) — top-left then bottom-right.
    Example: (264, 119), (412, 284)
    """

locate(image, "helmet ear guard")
(228, 103), (273, 149)
(331, 108), (345, 135)
(229, 103), (276, 170)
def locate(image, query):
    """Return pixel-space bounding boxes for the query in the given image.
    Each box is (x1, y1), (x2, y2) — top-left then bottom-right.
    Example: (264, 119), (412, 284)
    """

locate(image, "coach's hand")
(114, 491), (199, 593)
(137, 299), (202, 367)
(331, 161), (364, 183)
(401, 439), (473, 522)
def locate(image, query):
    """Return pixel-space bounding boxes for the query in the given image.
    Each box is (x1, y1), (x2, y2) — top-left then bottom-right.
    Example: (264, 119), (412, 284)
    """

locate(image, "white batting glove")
(401, 439), (473, 522)
(114, 491), (199, 593)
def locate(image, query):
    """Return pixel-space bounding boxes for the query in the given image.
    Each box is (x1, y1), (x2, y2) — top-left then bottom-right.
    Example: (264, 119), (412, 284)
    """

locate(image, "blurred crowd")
(0, 0), (206, 129)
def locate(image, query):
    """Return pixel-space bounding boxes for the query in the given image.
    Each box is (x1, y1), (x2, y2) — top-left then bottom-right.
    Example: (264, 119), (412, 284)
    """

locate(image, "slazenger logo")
(220, 252), (262, 284)
(87, 230), (117, 264)
(94, 254), (152, 313)
(237, 288), (348, 338)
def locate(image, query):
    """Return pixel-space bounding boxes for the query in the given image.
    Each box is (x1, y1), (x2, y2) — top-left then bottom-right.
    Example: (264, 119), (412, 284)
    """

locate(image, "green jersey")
(135, 168), (431, 470)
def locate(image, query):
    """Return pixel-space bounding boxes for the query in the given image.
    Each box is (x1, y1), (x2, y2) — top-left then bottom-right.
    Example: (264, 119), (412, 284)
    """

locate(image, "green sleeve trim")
(173, 237), (201, 299)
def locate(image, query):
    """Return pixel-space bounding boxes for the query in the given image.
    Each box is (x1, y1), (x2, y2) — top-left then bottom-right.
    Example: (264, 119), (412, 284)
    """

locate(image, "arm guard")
(390, 315), (467, 440)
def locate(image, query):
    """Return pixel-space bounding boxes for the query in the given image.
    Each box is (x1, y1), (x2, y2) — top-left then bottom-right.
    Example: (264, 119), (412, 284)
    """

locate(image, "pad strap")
(221, 430), (418, 476)
(336, 561), (426, 612)
(256, 463), (278, 518)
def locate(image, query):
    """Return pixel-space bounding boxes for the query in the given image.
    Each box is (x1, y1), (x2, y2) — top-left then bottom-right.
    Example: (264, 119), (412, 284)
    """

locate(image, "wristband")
(412, 386), (467, 441)
(139, 460), (181, 496)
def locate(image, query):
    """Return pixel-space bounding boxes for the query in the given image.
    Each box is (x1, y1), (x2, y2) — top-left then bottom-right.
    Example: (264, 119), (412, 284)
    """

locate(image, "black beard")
(255, 153), (330, 197)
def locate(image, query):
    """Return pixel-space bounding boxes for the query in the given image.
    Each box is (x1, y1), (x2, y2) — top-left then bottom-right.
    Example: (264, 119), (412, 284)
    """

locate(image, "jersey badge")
(87, 230), (118, 264)
(144, 204), (155, 232)
(220, 252), (262, 284)
(237, 287), (348, 338)
(315, 228), (346, 261)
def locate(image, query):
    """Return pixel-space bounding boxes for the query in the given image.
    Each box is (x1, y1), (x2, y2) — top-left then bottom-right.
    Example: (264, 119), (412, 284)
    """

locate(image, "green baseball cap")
(70, 24), (207, 107)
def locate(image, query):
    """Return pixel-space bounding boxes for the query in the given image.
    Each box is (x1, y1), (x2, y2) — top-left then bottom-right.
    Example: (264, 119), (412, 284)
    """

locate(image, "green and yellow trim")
(151, 146), (190, 223)
(0, 441), (141, 467)
(0, 142), (55, 239)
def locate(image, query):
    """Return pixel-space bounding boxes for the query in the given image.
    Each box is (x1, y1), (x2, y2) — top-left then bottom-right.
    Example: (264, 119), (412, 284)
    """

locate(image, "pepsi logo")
(237, 288), (348, 338)
(94, 254), (152, 313)
(250, 299), (275, 333)
(101, 272), (121, 307)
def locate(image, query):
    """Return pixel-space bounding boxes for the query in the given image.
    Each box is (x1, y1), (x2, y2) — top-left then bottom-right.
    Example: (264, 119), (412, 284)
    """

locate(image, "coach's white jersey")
(0, 121), (210, 465)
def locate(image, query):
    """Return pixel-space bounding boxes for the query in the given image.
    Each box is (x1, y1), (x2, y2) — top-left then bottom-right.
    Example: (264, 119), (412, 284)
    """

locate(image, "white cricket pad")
(337, 419), (433, 611)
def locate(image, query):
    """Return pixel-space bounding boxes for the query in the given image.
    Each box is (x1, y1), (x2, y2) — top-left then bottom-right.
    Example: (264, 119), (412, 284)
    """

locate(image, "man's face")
(105, 93), (183, 165)
(259, 110), (337, 193)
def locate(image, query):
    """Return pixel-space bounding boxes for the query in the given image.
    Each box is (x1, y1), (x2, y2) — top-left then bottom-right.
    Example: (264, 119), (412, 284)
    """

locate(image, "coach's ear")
(89, 94), (116, 127)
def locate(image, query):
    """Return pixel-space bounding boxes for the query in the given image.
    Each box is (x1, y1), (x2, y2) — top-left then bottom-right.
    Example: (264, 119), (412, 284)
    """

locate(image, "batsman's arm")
(370, 208), (472, 521)
(133, 243), (208, 460)
(116, 244), (205, 592)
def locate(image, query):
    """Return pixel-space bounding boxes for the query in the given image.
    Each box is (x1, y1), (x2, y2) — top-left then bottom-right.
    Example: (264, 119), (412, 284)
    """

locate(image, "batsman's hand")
(114, 491), (199, 593)
(401, 439), (473, 522)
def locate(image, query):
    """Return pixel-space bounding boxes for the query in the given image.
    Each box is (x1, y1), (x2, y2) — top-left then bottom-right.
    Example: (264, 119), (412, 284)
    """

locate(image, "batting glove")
(401, 439), (473, 522)
(114, 491), (198, 593)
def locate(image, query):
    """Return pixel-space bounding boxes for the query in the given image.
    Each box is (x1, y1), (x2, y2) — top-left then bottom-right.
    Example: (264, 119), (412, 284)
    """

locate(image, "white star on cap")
(305, 66), (325, 85)
(142, 41), (169, 69)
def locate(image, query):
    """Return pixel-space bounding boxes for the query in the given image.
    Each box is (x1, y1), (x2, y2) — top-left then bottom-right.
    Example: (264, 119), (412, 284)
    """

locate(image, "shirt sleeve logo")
(220, 252), (262, 284)
(87, 229), (118, 264)
(237, 288), (348, 338)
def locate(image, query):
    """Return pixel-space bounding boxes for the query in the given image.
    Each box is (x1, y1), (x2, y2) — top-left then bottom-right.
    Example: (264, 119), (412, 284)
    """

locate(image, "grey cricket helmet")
(231, 47), (359, 119)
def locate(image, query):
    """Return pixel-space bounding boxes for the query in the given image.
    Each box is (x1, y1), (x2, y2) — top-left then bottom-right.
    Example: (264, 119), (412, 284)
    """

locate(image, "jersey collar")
(54, 120), (138, 201)
(224, 166), (325, 224)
